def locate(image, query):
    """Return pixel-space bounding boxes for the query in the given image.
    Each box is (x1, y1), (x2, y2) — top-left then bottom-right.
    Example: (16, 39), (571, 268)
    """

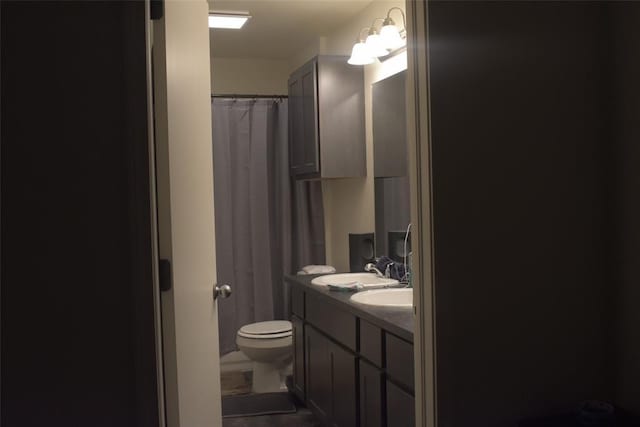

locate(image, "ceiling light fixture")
(208, 12), (251, 29)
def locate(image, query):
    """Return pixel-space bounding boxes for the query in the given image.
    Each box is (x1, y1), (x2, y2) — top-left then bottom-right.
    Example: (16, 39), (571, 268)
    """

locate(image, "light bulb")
(365, 33), (389, 58)
(348, 42), (374, 65)
(379, 23), (405, 50)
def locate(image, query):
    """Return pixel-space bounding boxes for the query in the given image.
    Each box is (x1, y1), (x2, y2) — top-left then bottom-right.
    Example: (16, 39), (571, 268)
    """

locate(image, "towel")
(327, 282), (363, 292)
(297, 265), (336, 275)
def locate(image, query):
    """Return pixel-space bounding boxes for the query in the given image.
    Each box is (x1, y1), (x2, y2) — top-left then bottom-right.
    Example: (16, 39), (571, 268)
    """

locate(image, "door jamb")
(144, 1), (167, 425)
(406, 1), (437, 426)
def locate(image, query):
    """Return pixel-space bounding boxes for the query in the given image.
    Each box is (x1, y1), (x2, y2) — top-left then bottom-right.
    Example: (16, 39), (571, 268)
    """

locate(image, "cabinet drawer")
(385, 333), (414, 391)
(306, 295), (356, 351)
(291, 286), (305, 318)
(386, 380), (415, 427)
(360, 319), (382, 367)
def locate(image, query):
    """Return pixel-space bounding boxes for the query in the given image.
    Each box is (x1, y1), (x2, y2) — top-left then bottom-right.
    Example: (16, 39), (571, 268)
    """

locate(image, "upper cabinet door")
(288, 73), (306, 174)
(373, 71), (407, 178)
(288, 56), (365, 179)
(300, 63), (320, 174)
(289, 59), (320, 176)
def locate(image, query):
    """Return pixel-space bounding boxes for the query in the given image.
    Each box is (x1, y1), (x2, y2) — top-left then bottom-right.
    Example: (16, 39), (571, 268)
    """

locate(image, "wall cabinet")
(372, 70), (407, 178)
(288, 283), (415, 427)
(288, 56), (366, 179)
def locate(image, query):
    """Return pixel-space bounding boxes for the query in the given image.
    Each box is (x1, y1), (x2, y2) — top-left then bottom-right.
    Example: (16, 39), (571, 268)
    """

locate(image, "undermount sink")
(350, 288), (413, 308)
(310, 272), (399, 289)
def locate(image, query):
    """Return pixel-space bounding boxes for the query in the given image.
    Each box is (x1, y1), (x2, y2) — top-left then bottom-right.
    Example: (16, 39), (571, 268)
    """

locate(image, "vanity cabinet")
(288, 56), (366, 179)
(359, 359), (383, 427)
(291, 315), (305, 401)
(287, 280), (415, 427)
(306, 326), (357, 426)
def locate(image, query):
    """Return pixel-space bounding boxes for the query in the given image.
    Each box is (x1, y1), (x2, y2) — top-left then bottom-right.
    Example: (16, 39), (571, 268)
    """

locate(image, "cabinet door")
(386, 381), (415, 427)
(330, 341), (357, 427)
(359, 360), (383, 427)
(306, 326), (331, 421)
(299, 60), (319, 175)
(288, 73), (306, 174)
(291, 315), (305, 401)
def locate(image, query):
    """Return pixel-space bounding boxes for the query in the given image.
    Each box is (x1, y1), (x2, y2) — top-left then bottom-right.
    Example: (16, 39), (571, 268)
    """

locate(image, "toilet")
(236, 320), (293, 393)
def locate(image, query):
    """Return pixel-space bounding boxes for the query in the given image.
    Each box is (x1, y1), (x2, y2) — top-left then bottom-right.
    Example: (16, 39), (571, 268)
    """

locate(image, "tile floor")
(222, 406), (321, 427)
(220, 370), (320, 427)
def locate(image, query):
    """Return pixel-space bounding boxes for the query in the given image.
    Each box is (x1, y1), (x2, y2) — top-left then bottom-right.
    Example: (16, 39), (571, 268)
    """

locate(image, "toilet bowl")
(236, 320), (293, 393)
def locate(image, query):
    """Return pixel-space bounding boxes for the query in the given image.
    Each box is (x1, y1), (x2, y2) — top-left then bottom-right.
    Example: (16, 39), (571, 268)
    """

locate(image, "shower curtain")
(212, 97), (326, 355)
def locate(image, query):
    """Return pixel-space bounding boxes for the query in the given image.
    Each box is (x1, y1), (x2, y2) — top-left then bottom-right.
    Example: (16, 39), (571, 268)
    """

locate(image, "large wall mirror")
(373, 70), (411, 261)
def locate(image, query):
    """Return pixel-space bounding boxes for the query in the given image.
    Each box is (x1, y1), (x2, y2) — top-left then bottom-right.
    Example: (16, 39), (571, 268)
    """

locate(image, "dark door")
(1, 2), (159, 426)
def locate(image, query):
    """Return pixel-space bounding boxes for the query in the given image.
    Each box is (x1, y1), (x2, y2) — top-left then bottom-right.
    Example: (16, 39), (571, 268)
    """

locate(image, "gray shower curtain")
(212, 98), (325, 355)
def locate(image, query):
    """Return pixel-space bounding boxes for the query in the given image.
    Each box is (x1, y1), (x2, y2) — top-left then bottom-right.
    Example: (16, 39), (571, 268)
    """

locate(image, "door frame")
(143, 1), (167, 425)
(146, 0), (437, 425)
(405, 1), (437, 426)
(147, 0), (223, 426)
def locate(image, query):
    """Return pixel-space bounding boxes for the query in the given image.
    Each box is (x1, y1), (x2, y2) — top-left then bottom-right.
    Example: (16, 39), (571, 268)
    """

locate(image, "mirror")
(372, 70), (410, 260)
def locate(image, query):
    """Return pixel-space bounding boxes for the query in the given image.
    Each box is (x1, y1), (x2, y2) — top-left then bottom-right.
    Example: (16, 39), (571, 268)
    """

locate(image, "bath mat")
(222, 392), (297, 418)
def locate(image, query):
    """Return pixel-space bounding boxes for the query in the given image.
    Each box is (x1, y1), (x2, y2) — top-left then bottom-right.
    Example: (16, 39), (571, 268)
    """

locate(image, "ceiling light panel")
(209, 13), (250, 29)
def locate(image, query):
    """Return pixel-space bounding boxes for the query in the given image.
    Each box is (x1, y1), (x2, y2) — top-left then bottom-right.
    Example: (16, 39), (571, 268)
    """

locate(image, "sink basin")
(310, 272), (399, 289)
(350, 288), (413, 308)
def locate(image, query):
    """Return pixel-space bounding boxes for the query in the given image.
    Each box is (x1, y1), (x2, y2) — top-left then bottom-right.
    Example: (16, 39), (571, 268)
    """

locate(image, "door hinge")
(159, 258), (172, 291)
(150, 0), (164, 20)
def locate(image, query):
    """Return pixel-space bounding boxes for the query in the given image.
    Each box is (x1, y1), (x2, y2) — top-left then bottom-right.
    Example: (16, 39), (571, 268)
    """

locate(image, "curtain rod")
(211, 94), (288, 99)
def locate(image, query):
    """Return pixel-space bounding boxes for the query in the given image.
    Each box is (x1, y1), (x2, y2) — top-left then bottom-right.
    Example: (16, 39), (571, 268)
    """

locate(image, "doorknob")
(213, 284), (232, 300)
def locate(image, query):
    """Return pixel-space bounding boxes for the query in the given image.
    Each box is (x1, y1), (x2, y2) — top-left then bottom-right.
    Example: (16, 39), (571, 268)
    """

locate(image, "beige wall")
(315, 1), (406, 272)
(210, 57), (289, 95)
(208, 1), (407, 272)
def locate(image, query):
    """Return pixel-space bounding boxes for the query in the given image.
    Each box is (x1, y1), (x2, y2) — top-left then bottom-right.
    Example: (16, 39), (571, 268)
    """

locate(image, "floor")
(220, 368), (321, 427)
(222, 406), (321, 427)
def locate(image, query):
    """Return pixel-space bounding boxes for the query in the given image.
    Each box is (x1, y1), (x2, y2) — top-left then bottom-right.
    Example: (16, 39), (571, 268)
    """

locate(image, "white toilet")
(236, 320), (293, 393)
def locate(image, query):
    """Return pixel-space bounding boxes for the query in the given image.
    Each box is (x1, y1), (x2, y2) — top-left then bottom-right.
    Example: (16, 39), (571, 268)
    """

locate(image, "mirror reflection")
(372, 70), (411, 260)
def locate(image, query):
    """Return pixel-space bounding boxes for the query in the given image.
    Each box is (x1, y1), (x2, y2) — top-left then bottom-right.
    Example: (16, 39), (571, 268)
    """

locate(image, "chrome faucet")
(364, 263), (385, 278)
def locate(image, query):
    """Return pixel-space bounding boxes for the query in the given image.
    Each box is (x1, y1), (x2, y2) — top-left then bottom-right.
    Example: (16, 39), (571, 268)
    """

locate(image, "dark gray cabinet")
(288, 56), (366, 179)
(306, 326), (332, 420)
(288, 281), (415, 426)
(386, 381), (415, 427)
(360, 360), (383, 427)
(372, 71), (407, 178)
(291, 315), (305, 401)
(288, 60), (319, 176)
(305, 325), (357, 426)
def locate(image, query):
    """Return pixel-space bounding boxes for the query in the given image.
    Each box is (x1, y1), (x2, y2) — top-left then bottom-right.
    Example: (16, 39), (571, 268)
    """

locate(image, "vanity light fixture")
(379, 7), (406, 50)
(347, 7), (407, 66)
(364, 19), (389, 58)
(208, 12), (251, 29)
(348, 28), (376, 65)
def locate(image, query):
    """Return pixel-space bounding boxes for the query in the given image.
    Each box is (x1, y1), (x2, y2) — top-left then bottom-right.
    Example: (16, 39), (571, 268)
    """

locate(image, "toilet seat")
(238, 320), (292, 339)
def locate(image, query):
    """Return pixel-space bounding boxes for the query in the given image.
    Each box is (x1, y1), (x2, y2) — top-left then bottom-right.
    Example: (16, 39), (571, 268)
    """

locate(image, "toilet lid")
(238, 320), (292, 338)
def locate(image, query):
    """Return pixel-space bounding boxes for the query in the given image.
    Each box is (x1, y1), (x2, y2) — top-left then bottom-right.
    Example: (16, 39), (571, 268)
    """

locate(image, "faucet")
(364, 263), (385, 278)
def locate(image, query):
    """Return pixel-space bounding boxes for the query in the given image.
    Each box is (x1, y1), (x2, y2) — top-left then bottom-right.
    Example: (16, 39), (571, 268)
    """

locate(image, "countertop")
(284, 274), (414, 343)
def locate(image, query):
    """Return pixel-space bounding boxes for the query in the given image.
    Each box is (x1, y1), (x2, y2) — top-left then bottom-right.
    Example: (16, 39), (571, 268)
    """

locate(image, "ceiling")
(208, 0), (373, 60)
